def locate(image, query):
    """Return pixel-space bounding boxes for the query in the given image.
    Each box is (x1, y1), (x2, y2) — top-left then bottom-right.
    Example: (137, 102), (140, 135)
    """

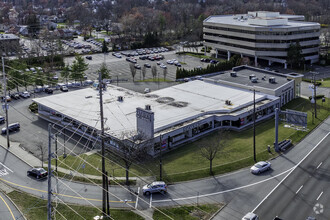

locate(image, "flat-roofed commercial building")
(33, 78), (280, 156)
(0, 34), (20, 55)
(203, 11), (320, 68)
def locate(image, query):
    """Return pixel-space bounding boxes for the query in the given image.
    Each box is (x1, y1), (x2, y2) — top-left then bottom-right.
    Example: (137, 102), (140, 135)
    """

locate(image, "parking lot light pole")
(2, 57), (10, 148)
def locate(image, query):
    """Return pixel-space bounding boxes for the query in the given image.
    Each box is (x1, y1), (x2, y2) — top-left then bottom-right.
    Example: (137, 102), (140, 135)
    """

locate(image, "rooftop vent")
(225, 100), (232, 105)
(145, 105), (151, 110)
(251, 77), (258, 83)
(249, 74), (256, 80)
(117, 96), (123, 102)
(269, 77), (276, 84)
(230, 71), (237, 77)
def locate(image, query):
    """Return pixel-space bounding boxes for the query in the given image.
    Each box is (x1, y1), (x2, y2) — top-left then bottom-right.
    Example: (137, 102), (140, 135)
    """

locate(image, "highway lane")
(254, 133), (330, 220)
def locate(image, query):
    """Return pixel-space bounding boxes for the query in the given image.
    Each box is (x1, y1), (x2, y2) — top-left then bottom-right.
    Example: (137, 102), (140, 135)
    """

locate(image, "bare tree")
(129, 63), (137, 81)
(200, 130), (227, 175)
(37, 142), (47, 168)
(118, 132), (152, 185)
(163, 68), (168, 81)
(151, 65), (157, 80)
(142, 66), (147, 81)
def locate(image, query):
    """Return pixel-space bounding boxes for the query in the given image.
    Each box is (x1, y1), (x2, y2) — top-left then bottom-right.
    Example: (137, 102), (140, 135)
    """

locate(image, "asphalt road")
(0, 192), (21, 220)
(254, 133), (330, 220)
(0, 117), (329, 218)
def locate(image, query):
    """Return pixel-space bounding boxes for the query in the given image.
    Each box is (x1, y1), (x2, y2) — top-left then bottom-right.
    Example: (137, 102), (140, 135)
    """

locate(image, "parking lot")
(64, 50), (211, 82)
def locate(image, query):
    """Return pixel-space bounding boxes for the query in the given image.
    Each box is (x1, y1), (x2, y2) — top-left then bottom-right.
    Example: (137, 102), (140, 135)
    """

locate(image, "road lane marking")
(0, 178), (135, 204)
(0, 194), (15, 220)
(149, 194), (152, 208)
(316, 162), (322, 169)
(0, 162), (13, 173)
(135, 187), (140, 209)
(251, 131), (330, 213)
(316, 191), (323, 201)
(154, 168), (293, 203)
(296, 185), (303, 194)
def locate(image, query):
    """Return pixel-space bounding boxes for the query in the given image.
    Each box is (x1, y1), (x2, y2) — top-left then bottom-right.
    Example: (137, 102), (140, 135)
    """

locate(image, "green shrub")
(29, 103), (38, 113)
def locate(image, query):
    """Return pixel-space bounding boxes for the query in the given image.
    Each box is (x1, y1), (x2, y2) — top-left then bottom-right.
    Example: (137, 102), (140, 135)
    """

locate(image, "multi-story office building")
(203, 11), (320, 68)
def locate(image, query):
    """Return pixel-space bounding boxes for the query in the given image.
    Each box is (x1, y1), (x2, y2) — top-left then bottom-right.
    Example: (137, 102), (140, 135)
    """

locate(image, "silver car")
(250, 161), (271, 174)
(242, 212), (259, 220)
(142, 181), (167, 196)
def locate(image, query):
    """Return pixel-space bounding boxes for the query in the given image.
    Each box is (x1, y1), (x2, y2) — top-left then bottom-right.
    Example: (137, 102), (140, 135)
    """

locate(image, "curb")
(0, 188), (27, 220)
(0, 144), (34, 168)
(209, 203), (227, 220)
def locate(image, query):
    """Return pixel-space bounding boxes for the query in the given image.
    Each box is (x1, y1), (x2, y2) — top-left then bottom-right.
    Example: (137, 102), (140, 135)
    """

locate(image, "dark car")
(27, 168), (48, 179)
(85, 56), (92, 60)
(10, 93), (20, 100)
(0, 116), (5, 124)
(45, 88), (53, 94)
(1, 122), (20, 134)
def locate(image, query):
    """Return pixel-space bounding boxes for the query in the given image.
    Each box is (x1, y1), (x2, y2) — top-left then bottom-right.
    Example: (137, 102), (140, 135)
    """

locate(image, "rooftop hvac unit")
(249, 74), (256, 80)
(145, 105), (151, 110)
(117, 96), (123, 102)
(225, 100), (232, 105)
(230, 71), (237, 77)
(269, 77), (276, 84)
(251, 77), (258, 83)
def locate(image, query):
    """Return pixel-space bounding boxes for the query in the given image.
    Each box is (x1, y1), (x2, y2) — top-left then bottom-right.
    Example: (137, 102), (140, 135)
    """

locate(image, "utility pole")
(313, 72), (317, 118)
(47, 124), (52, 220)
(98, 71), (108, 218)
(105, 171), (110, 216)
(159, 134), (163, 181)
(2, 57), (10, 148)
(252, 88), (257, 162)
(55, 134), (58, 173)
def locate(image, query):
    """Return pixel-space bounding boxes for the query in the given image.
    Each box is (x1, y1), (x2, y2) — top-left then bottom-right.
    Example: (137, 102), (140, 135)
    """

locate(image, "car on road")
(20, 91), (30, 98)
(142, 181), (167, 196)
(250, 161), (271, 174)
(1, 122), (20, 134)
(144, 88), (151, 93)
(60, 86), (69, 92)
(0, 116), (5, 124)
(27, 168), (48, 179)
(242, 212), (259, 220)
(85, 55), (92, 60)
(45, 88), (53, 94)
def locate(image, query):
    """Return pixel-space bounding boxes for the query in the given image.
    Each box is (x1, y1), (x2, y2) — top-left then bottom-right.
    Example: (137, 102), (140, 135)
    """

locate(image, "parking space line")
(316, 162), (322, 169)
(316, 191), (323, 201)
(135, 187), (140, 209)
(149, 194), (152, 208)
(296, 185), (303, 194)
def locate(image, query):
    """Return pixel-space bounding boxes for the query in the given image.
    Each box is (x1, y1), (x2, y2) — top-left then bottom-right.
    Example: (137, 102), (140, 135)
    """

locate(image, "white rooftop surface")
(33, 81), (265, 138)
(204, 14), (319, 28)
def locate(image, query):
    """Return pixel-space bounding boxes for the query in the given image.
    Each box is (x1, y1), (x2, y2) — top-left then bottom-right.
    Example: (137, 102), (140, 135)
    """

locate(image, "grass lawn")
(319, 78), (330, 88)
(52, 98), (330, 183)
(8, 190), (143, 220)
(153, 204), (223, 220)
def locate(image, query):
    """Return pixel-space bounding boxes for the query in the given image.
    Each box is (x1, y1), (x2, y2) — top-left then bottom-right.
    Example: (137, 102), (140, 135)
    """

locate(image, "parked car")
(0, 116), (5, 124)
(142, 181), (167, 196)
(160, 64), (167, 69)
(45, 88), (53, 94)
(10, 93), (20, 100)
(175, 62), (182, 67)
(250, 161), (271, 174)
(60, 86), (69, 92)
(1, 122), (20, 134)
(144, 63), (151, 68)
(134, 64), (141, 69)
(242, 212), (259, 220)
(85, 55), (92, 60)
(20, 91), (30, 98)
(27, 168), (48, 179)
(2, 95), (11, 102)
(144, 88), (151, 93)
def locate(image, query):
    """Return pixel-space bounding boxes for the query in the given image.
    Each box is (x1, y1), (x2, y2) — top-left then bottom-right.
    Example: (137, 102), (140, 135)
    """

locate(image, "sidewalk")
(0, 136), (154, 183)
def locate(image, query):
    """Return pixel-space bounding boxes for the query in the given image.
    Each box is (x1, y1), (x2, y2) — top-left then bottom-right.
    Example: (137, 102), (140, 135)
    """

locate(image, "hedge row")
(176, 55), (241, 79)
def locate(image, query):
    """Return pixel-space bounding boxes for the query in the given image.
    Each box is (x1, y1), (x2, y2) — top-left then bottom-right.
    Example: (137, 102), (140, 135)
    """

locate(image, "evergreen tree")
(70, 55), (89, 83)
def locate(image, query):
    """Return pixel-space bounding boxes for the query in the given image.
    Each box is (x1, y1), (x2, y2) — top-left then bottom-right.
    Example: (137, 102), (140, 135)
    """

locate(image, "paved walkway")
(0, 136), (153, 182)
